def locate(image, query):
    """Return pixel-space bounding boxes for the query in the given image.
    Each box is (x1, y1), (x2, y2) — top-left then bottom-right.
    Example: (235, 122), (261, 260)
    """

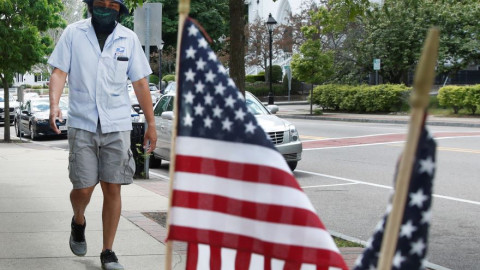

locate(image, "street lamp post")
(266, 13), (277, 105)
(158, 40), (164, 92)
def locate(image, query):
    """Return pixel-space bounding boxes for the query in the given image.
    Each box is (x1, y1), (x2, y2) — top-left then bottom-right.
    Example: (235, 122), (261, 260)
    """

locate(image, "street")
(1, 118), (479, 269)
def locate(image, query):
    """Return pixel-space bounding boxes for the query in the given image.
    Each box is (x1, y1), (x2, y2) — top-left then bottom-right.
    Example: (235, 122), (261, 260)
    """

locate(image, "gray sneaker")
(69, 216), (87, 256)
(100, 249), (124, 270)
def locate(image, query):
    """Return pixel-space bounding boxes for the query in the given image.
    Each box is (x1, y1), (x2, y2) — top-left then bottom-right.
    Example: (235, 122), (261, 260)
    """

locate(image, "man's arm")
(132, 78), (157, 153)
(49, 68), (67, 134)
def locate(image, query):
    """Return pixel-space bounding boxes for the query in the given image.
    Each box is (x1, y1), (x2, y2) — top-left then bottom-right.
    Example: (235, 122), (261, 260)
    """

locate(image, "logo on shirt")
(115, 47), (126, 58)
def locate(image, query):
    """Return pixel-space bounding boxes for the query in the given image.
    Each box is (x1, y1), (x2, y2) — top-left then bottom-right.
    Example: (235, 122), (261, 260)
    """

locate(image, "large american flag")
(354, 126), (437, 270)
(166, 18), (347, 270)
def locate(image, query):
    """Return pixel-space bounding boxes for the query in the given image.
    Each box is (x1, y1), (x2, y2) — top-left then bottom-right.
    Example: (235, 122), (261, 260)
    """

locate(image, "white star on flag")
(215, 82), (226, 95)
(410, 239), (426, 256)
(419, 156), (435, 176)
(183, 112), (193, 127)
(196, 58), (207, 70)
(222, 118), (233, 131)
(195, 81), (205, 93)
(198, 37), (208, 48)
(184, 91), (195, 104)
(235, 108), (246, 121)
(225, 95), (236, 108)
(186, 46), (196, 59)
(194, 103), (204, 116)
(400, 220), (417, 239)
(204, 116), (213, 128)
(409, 189), (428, 208)
(205, 70), (216, 82)
(185, 68), (195, 81)
(245, 121), (256, 134)
(392, 252), (406, 268)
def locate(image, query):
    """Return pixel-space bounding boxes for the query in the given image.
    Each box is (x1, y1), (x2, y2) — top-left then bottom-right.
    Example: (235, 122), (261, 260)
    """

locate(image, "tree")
(124, 0), (230, 82)
(0, 0), (65, 142)
(291, 39), (334, 85)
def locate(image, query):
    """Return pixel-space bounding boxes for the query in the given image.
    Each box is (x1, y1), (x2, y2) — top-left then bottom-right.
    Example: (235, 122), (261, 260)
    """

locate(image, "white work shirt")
(48, 18), (152, 133)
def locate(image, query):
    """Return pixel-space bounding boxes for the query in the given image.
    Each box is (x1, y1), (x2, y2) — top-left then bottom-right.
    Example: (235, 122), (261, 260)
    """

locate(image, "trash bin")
(130, 122), (149, 179)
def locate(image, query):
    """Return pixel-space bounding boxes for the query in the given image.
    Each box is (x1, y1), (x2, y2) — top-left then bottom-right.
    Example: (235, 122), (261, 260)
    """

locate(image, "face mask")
(92, 6), (119, 34)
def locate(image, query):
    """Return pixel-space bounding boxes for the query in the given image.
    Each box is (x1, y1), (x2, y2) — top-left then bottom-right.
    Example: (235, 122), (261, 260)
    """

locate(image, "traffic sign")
(373, 59), (381, 70)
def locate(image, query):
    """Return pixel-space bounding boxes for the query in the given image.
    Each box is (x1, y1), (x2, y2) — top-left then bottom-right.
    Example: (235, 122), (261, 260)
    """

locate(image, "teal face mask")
(92, 6), (118, 33)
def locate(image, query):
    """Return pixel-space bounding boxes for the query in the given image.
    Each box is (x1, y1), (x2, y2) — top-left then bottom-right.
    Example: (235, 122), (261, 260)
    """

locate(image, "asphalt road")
(2, 119), (479, 269)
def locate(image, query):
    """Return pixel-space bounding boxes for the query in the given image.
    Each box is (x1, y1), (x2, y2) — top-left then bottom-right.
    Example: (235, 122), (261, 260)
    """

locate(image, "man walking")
(48, 1), (157, 269)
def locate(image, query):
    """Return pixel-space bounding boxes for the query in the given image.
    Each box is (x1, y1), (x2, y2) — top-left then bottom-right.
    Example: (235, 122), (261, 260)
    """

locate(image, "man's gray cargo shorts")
(67, 126), (135, 189)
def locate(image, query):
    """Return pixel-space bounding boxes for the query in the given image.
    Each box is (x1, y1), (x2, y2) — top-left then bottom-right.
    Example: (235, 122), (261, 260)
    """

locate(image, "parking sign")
(373, 59), (381, 70)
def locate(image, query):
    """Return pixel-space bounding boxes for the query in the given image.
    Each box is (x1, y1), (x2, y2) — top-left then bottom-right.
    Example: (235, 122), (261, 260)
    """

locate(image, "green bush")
(246, 74), (265, 83)
(245, 83), (285, 97)
(312, 84), (411, 113)
(265, 65), (282, 83)
(150, 74), (159, 85)
(32, 85), (43, 90)
(162, 74), (175, 83)
(438, 86), (465, 114)
(463, 85), (480, 115)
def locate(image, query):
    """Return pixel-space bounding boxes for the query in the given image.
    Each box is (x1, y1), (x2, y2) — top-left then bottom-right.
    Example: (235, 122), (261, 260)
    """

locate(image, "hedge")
(312, 84), (411, 113)
(438, 85), (480, 114)
(246, 74), (265, 83)
(245, 82), (286, 97)
(265, 65), (283, 83)
(162, 74), (175, 83)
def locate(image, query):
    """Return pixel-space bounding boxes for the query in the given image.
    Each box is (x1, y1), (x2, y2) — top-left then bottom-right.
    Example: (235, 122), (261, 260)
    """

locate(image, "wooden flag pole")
(164, 1), (190, 269)
(377, 28), (439, 270)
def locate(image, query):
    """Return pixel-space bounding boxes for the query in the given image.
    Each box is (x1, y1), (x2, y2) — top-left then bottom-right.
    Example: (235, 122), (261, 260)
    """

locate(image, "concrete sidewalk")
(274, 102), (480, 128)
(0, 141), (366, 269)
(0, 142), (185, 270)
(0, 140), (367, 269)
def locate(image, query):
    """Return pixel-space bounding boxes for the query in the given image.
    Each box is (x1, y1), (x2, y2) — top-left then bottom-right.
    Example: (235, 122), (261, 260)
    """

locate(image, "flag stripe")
(235, 251), (252, 269)
(186, 243), (198, 270)
(176, 136), (291, 173)
(176, 154), (302, 190)
(170, 207), (340, 253)
(172, 190), (326, 228)
(170, 226), (346, 267)
(211, 246), (221, 270)
(174, 172), (316, 213)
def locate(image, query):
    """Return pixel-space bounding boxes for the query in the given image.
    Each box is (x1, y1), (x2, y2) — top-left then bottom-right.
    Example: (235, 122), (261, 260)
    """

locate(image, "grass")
(333, 236), (364, 248)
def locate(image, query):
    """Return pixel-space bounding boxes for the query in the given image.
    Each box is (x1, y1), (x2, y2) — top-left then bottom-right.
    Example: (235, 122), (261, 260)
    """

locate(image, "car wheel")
(149, 154), (162, 168)
(15, 120), (20, 137)
(30, 124), (37, 140)
(287, 161), (298, 171)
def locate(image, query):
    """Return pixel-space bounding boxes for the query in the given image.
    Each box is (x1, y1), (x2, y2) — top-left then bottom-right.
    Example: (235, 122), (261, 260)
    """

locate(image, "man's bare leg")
(71, 186), (96, 224)
(100, 181), (122, 251)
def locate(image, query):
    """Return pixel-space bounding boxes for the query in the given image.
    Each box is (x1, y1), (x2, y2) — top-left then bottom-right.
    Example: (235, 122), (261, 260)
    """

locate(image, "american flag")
(166, 18), (347, 270)
(354, 126), (437, 270)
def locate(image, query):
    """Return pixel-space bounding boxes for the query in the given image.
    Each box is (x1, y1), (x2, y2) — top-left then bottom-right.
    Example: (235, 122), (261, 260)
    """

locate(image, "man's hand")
(49, 105), (63, 134)
(144, 125), (157, 153)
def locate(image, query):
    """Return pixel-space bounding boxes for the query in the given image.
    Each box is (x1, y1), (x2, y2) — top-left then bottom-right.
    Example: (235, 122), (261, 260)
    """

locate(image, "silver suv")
(150, 91), (302, 171)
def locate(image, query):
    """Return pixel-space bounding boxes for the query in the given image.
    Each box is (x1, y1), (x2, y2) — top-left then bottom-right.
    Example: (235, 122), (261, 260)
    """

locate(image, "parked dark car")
(15, 98), (68, 140)
(0, 94), (19, 125)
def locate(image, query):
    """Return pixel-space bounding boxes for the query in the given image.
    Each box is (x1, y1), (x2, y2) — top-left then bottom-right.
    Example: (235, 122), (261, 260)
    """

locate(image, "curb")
(277, 114), (480, 128)
(328, 231), (451, 270)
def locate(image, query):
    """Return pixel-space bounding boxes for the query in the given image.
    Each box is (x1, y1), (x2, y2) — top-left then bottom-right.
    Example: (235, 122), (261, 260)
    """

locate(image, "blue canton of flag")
(176, 20), (272, 148)
(354, 127), (437, 270)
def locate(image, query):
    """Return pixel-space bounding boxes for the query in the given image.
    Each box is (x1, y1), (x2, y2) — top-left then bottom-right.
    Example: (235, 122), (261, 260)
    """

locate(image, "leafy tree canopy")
(0, 0), (65, 141)
(124, 0), (229, 52)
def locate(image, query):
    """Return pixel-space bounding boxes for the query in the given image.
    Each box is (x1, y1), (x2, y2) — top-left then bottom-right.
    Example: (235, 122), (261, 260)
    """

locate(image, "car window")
(154, 96), (171, 116)
(32, 101), (50, 112)
(245, 96), (269, 115)
(0, 96), (4, 102)
(166, 97), (174, 112)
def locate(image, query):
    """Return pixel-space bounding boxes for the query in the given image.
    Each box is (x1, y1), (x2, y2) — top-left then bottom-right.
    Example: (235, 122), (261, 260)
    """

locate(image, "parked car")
(163, 81), (176, 95)
(14, 98), (68, 140)
(0, 95), (19, 125)
(128, 83), (160, 113)
(150, 91), (302, 170)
